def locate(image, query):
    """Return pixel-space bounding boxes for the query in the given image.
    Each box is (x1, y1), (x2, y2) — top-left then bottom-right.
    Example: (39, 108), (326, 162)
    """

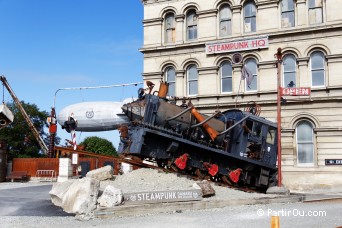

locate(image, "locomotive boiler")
(118, 82), (278, 191)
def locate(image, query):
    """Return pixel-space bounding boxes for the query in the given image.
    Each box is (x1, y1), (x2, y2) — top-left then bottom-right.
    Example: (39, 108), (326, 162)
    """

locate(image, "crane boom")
(0, 76), (49, 154)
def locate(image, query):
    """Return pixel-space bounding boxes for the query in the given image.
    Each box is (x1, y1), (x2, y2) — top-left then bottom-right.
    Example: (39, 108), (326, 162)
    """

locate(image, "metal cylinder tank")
(0, 140), (8, 182)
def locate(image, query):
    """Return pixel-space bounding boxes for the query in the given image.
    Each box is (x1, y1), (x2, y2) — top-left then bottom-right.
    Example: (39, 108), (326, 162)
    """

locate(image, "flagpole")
(235, 76), (242, 108)
(235, 63), (247, 108)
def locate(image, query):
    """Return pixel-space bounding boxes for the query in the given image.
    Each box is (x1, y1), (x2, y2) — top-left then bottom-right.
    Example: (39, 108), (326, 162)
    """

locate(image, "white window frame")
(282, 54), (297, 88)
(186, 10), (198, 41)
(243, 1), (256, 33)
(165, 67), (176, 97)
(220, 61), (233, 93)
(281, 0), (295, 28)
(308, 0), (323, 25)
(165, 13), (176, 44)
(219, 4), (232, 37)
(310, 51), (325, 88)
(296, 120), (315, 167)
(245, 59), (258, 92)
(187, 64), (198, 96)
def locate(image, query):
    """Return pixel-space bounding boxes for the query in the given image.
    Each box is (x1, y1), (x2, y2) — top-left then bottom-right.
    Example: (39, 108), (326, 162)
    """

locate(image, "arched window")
(219, 4), (232, 37)
(310, 51), (325, 87)
(281, 0), (295, 28)
(165, 67), (176, 96)
(283, 54), (296, 88)
(244, 1), (256, 33)
(165, 13), (176, 43)
(221, 61), (232, 93)
(296, 120), (314, 165)
(245, 59), (257, 91)
(186, 10), (197, 40)
(308, 0), (323, 24)
(187, 64), (198, 96)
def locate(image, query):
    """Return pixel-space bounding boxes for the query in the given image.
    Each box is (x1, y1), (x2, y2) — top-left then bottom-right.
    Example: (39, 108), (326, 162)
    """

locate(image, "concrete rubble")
(86, 165), (114, 181)
(50, 166), (115, 219)
(193, 180), (215, 197)
(49, 166), (303, 219)
(97, 185), (123, 208)
(50, 177), (100, 218)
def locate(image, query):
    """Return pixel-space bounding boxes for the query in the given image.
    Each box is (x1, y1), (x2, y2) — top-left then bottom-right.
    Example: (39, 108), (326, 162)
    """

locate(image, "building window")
(187, 64), (198, 96)
(283, 54), (296, 88)
(244, 1), (256, 33)
(296, 120), (314, 166)
(245, 59), (257, 91)
(186, 10), (197, 40)
(310, 51), (325, 87)
(308, 0), (323, 24)
(165, 13), (176, 43)
(219, 4), (232, 37)
(221, 61), (232, 93)
(281, 0), (295, 28)
(165, 67), (176, 96)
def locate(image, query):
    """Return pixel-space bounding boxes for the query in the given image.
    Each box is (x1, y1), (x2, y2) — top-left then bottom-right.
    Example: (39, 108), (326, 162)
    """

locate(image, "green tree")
(0, 101), (59, 159)
(79, 136), (117, 156)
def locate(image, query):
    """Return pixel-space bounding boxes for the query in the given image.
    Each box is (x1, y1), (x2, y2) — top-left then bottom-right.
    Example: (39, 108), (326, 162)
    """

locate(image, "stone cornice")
(326, 54), (342, 61)
(198, 66), (219, 74)
(232, 5), (242, 13)
(175, 14), (185, 22)
(142, 72), (162, 78)
(256, 0), (279, 9)
(297, 57), (310, 66)
(197, 9), (217, 18)
(143, 17), (163, 26)
(141, 23), (342, 53)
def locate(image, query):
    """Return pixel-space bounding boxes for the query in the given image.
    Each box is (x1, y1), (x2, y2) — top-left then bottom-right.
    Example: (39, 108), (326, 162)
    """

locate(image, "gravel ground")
(101, 168), (277, 201)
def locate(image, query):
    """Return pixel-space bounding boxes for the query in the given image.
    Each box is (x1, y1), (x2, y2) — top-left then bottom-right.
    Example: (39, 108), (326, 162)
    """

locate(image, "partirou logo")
(257, 208), (327, 217)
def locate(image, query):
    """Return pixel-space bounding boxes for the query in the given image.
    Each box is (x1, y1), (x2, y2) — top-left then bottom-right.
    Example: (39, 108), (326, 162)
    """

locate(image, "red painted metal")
(203, 162), (219, 176)
(174, 153), (188, 170)
(275, 48), (283, 187)
(228, 168), (242, 183)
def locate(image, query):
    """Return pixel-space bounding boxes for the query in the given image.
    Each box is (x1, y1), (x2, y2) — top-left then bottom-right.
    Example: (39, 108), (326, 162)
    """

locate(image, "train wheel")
(222, 176), (233, 185)
(170, 164), (179, 172)
(157, 160), (166, 168)
(195, 169), (210, 180)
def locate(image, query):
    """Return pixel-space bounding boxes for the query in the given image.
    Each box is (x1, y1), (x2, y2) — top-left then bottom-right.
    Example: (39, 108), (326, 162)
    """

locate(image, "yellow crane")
(0, 76), (49, 154)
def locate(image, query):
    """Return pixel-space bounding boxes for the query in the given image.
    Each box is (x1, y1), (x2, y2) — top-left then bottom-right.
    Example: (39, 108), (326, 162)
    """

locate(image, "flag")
(241, 65), (254, 88)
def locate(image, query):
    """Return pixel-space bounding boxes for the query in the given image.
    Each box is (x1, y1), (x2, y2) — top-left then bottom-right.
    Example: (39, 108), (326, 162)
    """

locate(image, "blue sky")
(0, 0), (144, 148)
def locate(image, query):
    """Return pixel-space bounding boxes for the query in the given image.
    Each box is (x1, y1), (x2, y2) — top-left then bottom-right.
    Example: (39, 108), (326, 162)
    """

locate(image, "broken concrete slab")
(50, 177), (100, 217)
(63, 177), (100, 215)
(49, 180), (75, 207)
(193, 180), (215, 197)
(97, 185), (123, 208)
(86, 165), (114, 181)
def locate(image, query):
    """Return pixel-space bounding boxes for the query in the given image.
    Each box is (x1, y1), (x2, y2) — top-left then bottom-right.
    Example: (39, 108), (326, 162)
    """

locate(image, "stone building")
(140, 0), (342, 192)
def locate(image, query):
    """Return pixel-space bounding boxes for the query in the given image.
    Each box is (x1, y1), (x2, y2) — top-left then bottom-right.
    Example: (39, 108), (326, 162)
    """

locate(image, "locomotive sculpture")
(118, 81), (278, 191)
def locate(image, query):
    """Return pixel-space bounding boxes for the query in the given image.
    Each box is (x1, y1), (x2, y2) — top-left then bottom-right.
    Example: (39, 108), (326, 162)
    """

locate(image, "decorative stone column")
(232, 5), (242, 35)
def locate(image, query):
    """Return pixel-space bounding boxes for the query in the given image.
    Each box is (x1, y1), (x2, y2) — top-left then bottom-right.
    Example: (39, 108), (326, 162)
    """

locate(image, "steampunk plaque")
(123, 189), (202, 205)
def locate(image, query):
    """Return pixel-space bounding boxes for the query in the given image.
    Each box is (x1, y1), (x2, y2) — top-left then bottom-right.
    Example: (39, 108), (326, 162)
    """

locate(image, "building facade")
(140, 0), (342, 192)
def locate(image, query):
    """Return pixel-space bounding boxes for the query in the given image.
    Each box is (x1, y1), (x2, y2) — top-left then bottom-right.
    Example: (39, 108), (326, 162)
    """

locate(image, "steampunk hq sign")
(123, 189), (202, 205)
(206, 36), (269, 54)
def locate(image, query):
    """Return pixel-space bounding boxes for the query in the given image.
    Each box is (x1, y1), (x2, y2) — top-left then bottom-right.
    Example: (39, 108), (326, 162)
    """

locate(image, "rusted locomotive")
(118, 82), (278, 191)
